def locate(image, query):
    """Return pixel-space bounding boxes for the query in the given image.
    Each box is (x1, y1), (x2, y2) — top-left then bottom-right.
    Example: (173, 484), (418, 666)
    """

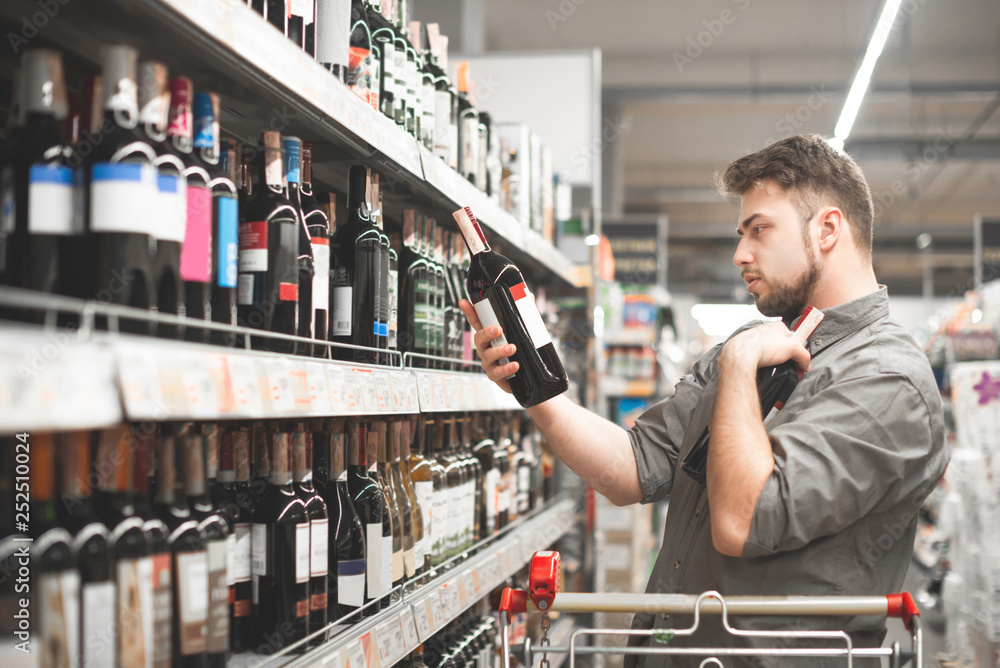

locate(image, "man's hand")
(719, 321), (811, 376)
(458, 298), (519, 394)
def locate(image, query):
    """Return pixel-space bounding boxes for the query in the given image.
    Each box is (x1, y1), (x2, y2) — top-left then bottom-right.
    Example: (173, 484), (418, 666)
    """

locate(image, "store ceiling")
(424, 0), (1000, 301)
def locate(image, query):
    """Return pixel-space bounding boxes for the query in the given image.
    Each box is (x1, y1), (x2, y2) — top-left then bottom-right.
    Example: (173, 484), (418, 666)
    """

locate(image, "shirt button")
(674, 560), (681, 570)
(813, 338), (822, 348)
(694, 507), (701, 517)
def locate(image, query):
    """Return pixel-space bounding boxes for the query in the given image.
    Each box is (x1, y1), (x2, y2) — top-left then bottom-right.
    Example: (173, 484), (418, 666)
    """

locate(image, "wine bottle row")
(0, 46), (485, 366)
(0, 413), (551, 667)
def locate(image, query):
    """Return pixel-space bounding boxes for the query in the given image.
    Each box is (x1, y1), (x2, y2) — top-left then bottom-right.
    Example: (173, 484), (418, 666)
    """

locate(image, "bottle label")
(433, 90), (452, 161)
(177, 550), (209, 656)
(216, 195), (239, 288)
(251, 523), (268, 576)
(347, 45), (373, 106)
(283, 139), (301, 184)
(38, 569), (81, 668)
(295, 522), (311, 584)
(484, 469), (499, 533)
(414, 480), (433, 558)
(366, 523), (382, 599)
(472, 298), (512, 370)
(150, 553), (172, 668)
(310, 517), (329, 577)
(332, 285), (353, 336)
(232, 523), (252, 583)
(180, 184), (213, 282)
(27, 164), (75, 235)
(225, 533), (237, 587)
(518, 466), (531, 513)
(316, 0), (351, 71)
(404, 546), (415, 579)
(237, 274), (254, 306)
(206, 540), (230, 654)
(510, 282), (552, 348)
(312, 237), (330, 311)
(338, 559), (366, 607)
(461, 115), (480, 179)
(90, 162), (157, 234)
(81, 580), (115, 668)
(116, 556), (154, 668)
(388, 267), (398, 349)
(279, 281), (299, 302)
(431, 486), (446, 558)
(239, 221), (268, 272)
(156, 173), (187, 243)
(392, 542), (404, 583)
(381, 534), (393, 595)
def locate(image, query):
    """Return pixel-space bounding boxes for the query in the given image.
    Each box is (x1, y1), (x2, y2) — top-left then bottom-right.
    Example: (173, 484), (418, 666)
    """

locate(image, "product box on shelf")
(497, 123), (532, 228)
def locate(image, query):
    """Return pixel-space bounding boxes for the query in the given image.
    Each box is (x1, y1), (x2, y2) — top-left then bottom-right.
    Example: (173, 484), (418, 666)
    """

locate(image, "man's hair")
(715, 134), (875, 258)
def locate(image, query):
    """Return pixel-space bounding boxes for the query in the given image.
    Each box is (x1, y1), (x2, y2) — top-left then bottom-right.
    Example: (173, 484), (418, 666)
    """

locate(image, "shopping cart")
(497, 551), (923, 668)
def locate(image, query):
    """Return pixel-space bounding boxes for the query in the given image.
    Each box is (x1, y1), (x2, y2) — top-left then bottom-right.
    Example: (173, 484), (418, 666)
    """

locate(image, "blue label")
(193, 92), (215, 150)
(338, 559), (365, 576)
(378, 322), (388, 337)
(92, 163), (144, 182)
(283, 138), (301, 184)
(29, 164), (74, 186)
(372, 321), (380, 336)
(157, 174), (180, 194)
(216, 195), (239, 288)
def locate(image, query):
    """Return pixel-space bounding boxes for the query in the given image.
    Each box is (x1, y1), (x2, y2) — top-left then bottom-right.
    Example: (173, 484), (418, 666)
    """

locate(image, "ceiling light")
(833, 0), (905, 145)
(584, 234), (601, 246)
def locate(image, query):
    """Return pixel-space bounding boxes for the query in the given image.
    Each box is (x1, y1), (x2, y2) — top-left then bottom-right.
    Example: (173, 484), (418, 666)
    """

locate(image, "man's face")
(733, 181), (820, 320)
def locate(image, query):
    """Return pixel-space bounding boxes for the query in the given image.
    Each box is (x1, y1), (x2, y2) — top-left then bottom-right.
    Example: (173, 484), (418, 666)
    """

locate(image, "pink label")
(180, 185), (213, 282)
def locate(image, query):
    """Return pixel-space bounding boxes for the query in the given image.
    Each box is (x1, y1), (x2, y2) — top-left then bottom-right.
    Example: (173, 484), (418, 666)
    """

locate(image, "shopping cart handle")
(500, 587), (528, 615)
(529, 551), (561, 611)
(886, 592), (920, 631)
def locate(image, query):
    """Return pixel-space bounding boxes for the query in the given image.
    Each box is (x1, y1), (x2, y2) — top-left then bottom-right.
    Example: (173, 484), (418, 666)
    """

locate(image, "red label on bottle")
(509, 282), (528, 301)
(279, 282), (299, 302)
(311, 592), (328, 611)
(233, 598), (251, 617)
(296, 599), (309, 618)
(239, 221), (268, 272)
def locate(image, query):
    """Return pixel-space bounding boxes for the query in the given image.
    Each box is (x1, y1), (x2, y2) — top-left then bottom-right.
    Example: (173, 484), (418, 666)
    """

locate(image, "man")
(459, 134), (948, 666)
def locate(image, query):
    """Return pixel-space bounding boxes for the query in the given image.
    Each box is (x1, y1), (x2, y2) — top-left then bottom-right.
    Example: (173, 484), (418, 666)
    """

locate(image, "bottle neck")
(57, 432), (91, 503)
(270, 432), (294, 487)
(291, 430), (313, 485)
(258, 137), (285, 193)
(330, 432), (348, 483)
(453, 206), (490, 256)
(153, 434), (177, 506)
(167, 77), (193, 154)
(349, 423), (368, 469)
(193, 92), (220, 166)
(219, 430), (236, 485)
(234, 430), (251, 484)
(184, 432), (209, 502)
(301, 144), (314, 189)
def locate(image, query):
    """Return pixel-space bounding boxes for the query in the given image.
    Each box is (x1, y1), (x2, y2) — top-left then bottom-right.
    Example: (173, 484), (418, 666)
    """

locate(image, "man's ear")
(816, 207), (844, 253)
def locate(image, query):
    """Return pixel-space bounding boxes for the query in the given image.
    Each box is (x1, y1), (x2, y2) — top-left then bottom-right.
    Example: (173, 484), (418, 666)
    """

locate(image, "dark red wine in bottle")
(238, 131), (299, 353)
(1, 50), (81, 301)
(330, 165), (380, 363)
(300, 142), (331, 357)
(283, 136), (317, 356)
(88, 45), (158, 325)
(371, 174), (390, 362)
(398, 210), (431, 362)
(346, 421), (385, 616)
(251, 429), (309, 650)
(137, 60), (186, 338)
(453, 206), (568, 407)
(216, 427), (255, 652)
(291, 425), (329, 645)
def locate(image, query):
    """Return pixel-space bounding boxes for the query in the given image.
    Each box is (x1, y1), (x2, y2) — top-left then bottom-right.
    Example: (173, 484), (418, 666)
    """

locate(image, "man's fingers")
(459, 299), (483, 331)
(489, 361), (519, 383)
(482, 343), (516, 367)
(474, 325), (504, 352)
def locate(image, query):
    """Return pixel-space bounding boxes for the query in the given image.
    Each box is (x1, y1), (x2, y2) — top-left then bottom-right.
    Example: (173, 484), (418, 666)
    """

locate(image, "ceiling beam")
(844, 137), (1000, 161)
(604, 81), (1000, 103)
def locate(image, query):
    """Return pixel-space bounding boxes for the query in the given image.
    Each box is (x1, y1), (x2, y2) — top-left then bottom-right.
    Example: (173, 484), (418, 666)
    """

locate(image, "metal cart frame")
(497, 551), (923, 668)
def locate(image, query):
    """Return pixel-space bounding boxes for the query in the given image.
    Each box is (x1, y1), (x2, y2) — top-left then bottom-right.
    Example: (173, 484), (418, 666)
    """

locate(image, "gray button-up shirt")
(624, 288), (948, 667)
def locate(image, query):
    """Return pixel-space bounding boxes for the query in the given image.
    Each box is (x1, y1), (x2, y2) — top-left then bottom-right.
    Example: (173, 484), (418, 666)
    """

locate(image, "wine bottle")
(252, 428), (310, 650)
(491, 423), (510, 530)
(680, 307), (826, 486)
(461, 416), (483, 544)
(316, 0), (352, 82)
(287, 0), (316, 54)
(300, 142), (331, 356)
(346, 0), (376, 109)
(471, 416), (499, 538)
(217, 427), (255, 652)
(184, 426), (230, 668)
(392, 29), (410, 130)
(404, 43), (421, 139)
(368, 421), (395, 606)
(398, 210), (431, 362)
(424, 25), (455, 166)
(321, 419), (366, 624)
(427, 417), (448, 567)
(168, 78), (214, 339)
(377, 420), (406, 598)
(137, 61), (186, 338)
(371, 175), (391, 362)
(88, 45), (158, 323)
(413, 23), (436, 151)
(368, 3), (396, 121)
(29, 435), (82, 668)
(1, 49), (81, 301)
(55, 432), (116, 667)
(453, 206), (569, 407)
(291, 424), (330, 645)
(238, 131), (300, 353)
(284, 136), (317, 356)
(406, 415), (435, 574)
(424, 218), (443, 365)
(346, 421), (385, 615)
(152, 425), (209, 668)
(251, 0), (287, 34)
(330, 165), (381, 363)
(388, 419), (417, 580)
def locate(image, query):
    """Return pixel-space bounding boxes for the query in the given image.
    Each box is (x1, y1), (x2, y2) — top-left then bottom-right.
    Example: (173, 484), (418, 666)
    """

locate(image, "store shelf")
(599, 377), (657, 398)
(250, 495), (577, 668)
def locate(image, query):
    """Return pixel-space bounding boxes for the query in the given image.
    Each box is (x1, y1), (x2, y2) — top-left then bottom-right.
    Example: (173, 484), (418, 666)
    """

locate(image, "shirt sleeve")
(628, 343), (721, 504)
(743, 372), (947, 558)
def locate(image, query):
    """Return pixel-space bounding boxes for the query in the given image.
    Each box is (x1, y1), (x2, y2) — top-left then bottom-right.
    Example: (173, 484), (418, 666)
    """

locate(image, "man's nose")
(733, 236), (752, 267)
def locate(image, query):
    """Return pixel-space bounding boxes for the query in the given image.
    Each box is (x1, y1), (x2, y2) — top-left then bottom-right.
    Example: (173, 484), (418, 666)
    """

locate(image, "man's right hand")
(459, 298), (518, 395)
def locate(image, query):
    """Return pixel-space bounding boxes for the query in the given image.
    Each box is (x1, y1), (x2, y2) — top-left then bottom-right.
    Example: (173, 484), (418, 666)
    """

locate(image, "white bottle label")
(366, 523), (382, 599)
(510, 282), (552, 348)
(431, 487), (446, 557)
(381, 535), (393, 595)
(251, 523), (267, 576)
(295, 522), (311, 584)
(81, 580), (115, 668)
(155, 172), (187, 242)
(38, 569), (81, 668)
(472, 298), (511, 363)
(332, 285), (353, 336)
(233, 524), (252, 583)
(27, 164), (75, 235)
(484, 469), (499, 529)
(311, 518), (329, 577)
(393, 541), (404, 583)
(177, 551), (209, 623)
(225, 533), (237, 587)
(237, 273), (254, 306)
(518, 466), (531, 512)
(415, 480), (433, 560)
(312, 238), (330, 312)
(338, 561), (365, 607)
(90, 162), (157, 234)
(434, 90), (451, 160)
(116, 556), (153, 668)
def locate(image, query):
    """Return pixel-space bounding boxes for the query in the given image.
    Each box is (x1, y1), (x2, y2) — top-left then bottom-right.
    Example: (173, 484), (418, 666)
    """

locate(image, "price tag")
(433, 375), (446, 409)
(440, 581), (461, 618)
(470, 567), (482, 598)
(327, 365), (345, 411)
(342, 370), (362, 413)
(399, 606), (419, 651)
(400, 372), (419, 411)
(206, 354), (236, 415)
(429, 592), (447, 630)
(307, 363), (333, 414)
(380, 618), (406, 664)
(355, 369), (378, 411)
(361, 631), (381, 668)
(375, 622), (393, 665)
(264, 358), (294, 414)
(156, 355), (188, 415)
(179, 352), (220, 418)
(346, 639), (368, 668)
(226, 354), (264, 417)
(289, 362), (312, 412)
(412, 600), (432, 641)
(416, 374), (434, 411)
(375, 372), (393, 411)
(322, 652), (343, 668)
(456, 577), (469, 608)
(117, 343), (165, 419)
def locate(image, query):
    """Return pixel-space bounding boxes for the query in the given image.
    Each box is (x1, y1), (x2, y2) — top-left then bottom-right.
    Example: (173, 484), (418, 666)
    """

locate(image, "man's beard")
(752, 249), (820, 321)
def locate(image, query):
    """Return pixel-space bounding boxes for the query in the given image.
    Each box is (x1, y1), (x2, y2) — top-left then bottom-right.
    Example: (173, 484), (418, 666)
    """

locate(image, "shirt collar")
(794, 286), (890, 355)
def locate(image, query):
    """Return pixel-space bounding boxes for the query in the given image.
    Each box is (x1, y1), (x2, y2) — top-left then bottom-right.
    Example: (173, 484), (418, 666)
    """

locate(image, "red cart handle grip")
(528, 551), (561, 611)
(499, 587), (528, 615)
(886, 592), (920, 631)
